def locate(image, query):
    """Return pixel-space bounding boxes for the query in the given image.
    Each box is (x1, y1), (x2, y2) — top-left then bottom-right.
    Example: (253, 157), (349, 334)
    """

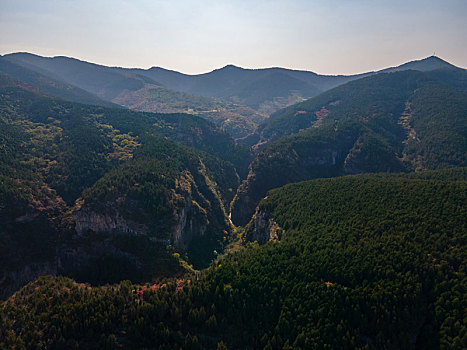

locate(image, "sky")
(1, 0), (466, 75)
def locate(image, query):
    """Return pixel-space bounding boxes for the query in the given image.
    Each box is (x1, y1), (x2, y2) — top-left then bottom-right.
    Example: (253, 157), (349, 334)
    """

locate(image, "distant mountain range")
(0, 53), (264, 139)
(133, 55), (456, 112)
(2, 51), (465, 228)
(0, 53), (458, 139)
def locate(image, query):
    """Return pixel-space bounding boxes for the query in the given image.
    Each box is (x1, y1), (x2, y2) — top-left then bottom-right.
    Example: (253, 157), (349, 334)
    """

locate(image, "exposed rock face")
(0, 179), (216, 299)
(231, 147), (342, 226)
(173, 199), (190, 246)
(245, 208), (282, 244)
(172, 197), (207, 249)
(72, 166), (221, 254)
(231, 191), (259, 228)
(73, 194), (210, 251)
(1, 161), (230, 298)
(74, 204), (148, 236)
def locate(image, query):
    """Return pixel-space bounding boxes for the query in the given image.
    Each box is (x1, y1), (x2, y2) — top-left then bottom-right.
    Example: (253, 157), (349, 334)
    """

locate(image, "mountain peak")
(423, 55), (449, 64)
(203, 64), (245, 77)
(380, 55), (457, 74)
(222, 64), (241, 69)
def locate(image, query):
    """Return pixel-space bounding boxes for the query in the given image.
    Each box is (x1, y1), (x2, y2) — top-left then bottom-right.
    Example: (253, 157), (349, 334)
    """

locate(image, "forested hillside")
(256, 67), (467, 143)
(2, 53), (266, 139)
(1, 52), (466, 349)
(1, 169), (465, 349)
(231, 68), (467, 225)
(0, 75), (246, 297)
(123, 56), (456, 114)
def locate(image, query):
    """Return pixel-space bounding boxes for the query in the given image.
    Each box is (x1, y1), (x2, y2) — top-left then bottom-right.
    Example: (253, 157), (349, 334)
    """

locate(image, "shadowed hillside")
(0, 74), (247, 297)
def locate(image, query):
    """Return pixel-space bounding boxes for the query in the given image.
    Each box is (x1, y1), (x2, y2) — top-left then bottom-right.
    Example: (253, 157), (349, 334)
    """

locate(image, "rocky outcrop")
(72, 169), (215, 252)
(245, 208), (282, 244)
(0, 157), (231, 299)
(173, 197), (207, 249)
(73, 204), (148, 236)
(231, 146), (341, 226)
(173, 199), (190, 246)
(231, 191), (260, 228)
(73, 197), (208, 250)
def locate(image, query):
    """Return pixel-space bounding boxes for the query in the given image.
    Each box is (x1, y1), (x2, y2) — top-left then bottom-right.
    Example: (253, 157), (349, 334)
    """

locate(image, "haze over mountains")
(1, 53), (458, 138)
(0, 52), (466, 349)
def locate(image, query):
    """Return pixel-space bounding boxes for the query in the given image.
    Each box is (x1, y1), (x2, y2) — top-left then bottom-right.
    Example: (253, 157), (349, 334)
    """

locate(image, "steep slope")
(2, 169), (466, 349)
(231, 69), (467, 225)
(3, 53), (148, 100)
(256, 66), (467, 143)
(0, 57), (116, 108)
(3, 53), (266, 138)
(73, 137), (232, 270)
(0, 76), (245, 297)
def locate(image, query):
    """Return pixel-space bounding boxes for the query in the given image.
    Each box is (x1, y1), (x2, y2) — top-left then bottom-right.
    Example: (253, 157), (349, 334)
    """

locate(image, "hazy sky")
(1, 0), (466, 74)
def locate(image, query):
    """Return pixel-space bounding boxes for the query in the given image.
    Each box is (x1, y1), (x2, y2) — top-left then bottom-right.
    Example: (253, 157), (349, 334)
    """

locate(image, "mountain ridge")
(4, 52), (459, 75)
(4, 53), (459, 119)
(1, 50), (467, 349)
(230, 68), (467, 225)
(2, 52), (267, 138)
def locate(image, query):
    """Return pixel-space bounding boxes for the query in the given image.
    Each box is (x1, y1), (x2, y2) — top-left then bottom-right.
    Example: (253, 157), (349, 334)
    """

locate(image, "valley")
(0, 53), (466, 349)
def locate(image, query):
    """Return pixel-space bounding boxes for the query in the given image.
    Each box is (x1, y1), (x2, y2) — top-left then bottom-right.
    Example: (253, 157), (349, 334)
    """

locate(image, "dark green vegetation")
(2, 53), (266, 139)
(1, 169), (466, 349)
(257, 67), (467, 144)
(0, 74), (249, 297)
(4, 54), (455, 138)
(1, 54), (466, 349)
(231, 67), (467, 225)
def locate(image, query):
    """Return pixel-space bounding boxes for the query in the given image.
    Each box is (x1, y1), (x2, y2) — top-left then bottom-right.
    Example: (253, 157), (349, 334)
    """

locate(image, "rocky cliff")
(244, 207), (282, 244)
(231, 121), (412, 226)
(74, 203), (149, 236)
